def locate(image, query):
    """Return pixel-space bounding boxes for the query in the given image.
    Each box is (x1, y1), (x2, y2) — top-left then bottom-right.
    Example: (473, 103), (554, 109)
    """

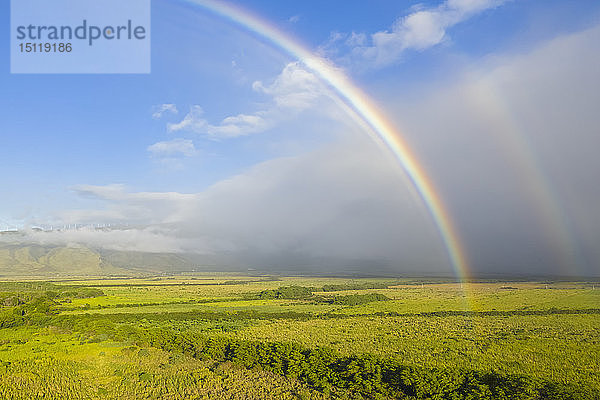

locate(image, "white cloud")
(167, 105), (270, 138)
(207, 112), (270, 137)
(288, 15), (300, 24)
(152, 103), (178, 119)
(345, 32), (367, 47)
(63, 184), (199, 226)
(147, 138), (197, 157)
(167, 62), (334, 138)
(24, 226), (187, 254)
(252, 62), (325, 109)
(167, 105), (207, 133)
(323, 0), (507, 68)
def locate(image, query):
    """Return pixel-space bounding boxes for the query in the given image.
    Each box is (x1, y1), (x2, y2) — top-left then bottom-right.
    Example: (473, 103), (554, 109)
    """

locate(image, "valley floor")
(1, 276), (599, 399)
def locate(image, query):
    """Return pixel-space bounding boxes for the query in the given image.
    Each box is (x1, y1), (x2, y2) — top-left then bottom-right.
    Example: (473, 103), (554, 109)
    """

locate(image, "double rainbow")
(182, 0), (470, 281)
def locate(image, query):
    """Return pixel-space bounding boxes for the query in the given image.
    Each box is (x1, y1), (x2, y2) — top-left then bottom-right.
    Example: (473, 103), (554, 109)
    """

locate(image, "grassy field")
(0, 276), (598, 399)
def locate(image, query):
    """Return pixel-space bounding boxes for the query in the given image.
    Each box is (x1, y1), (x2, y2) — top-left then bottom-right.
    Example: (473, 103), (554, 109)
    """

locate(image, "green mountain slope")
(0, 241), (218, 277)
(0, 244), (128, 278)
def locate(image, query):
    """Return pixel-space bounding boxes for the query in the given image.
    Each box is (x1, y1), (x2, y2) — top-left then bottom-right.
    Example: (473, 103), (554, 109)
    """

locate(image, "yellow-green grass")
(62, 299), (343, 315)
(2, 276), (599, 398)
(60, 280), (600, 316)
(228, 313), (600, 390)
(0, 327), (342, 399)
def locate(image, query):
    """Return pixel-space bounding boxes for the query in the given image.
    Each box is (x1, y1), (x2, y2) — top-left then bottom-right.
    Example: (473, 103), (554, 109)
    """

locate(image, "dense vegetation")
(255, 286), (390, 306)
(0, 277), (598, 399)
(257, 285), (315, 299)
(315, 293), (390, 306)
(321, 282), (392, 291)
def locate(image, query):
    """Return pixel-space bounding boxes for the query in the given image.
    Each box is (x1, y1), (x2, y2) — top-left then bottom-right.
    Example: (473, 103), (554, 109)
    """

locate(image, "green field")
(1, 276), (598, 399)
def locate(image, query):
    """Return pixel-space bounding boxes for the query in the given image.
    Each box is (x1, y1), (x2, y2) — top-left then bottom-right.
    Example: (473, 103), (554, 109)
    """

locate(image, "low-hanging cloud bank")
(12, 139), (449, 272)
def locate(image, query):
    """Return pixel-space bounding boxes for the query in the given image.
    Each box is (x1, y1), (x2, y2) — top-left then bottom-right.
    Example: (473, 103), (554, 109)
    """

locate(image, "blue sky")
(1, 0), (600, 275)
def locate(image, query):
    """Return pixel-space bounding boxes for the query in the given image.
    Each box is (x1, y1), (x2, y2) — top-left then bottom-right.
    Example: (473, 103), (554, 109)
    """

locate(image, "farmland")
(0, 276), (599, 399)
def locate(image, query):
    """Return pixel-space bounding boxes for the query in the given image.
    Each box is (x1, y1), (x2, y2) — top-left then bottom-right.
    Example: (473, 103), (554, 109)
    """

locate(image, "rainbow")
(474, 79), (581, 275)
(181, 0), (471, 281)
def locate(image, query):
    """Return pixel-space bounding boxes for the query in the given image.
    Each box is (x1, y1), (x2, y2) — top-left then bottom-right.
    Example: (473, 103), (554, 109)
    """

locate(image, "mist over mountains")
(1, 239), (597, 279)
(0, 240), (427, 278)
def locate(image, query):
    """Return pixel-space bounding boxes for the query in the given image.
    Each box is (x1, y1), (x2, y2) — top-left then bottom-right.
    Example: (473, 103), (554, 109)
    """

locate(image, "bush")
(257, 286), (314, 299)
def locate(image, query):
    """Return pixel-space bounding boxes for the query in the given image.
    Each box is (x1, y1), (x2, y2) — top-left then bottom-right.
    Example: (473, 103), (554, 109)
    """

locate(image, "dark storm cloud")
(393, 25), (600, 276)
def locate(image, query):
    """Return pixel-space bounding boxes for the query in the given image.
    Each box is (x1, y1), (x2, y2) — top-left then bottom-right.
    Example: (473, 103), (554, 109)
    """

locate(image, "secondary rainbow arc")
(183, 0), (470, 281)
